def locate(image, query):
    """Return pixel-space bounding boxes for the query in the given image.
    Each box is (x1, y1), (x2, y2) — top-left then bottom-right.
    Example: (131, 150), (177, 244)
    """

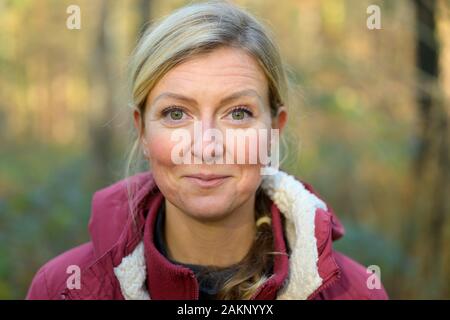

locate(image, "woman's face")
(135, 46), (286, 222)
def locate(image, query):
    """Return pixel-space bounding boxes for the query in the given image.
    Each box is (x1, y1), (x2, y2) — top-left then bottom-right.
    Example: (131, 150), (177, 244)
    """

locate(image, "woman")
(27, 1), (388, 300)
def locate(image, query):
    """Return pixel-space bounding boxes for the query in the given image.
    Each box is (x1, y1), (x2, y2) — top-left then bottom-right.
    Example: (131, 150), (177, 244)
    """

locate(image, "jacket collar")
(110, 170), (342, 300)
(64, 170), (343, 300)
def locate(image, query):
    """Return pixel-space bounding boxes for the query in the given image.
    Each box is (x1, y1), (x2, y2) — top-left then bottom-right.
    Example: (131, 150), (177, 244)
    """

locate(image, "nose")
(191, 118), (224, 164)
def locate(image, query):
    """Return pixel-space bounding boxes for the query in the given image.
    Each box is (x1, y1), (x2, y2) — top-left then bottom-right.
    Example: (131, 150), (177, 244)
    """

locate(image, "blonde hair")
(125, 0), (293, 299)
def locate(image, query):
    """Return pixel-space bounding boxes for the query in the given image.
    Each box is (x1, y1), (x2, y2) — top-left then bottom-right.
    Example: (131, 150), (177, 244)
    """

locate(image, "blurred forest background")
(0, 0), (449, 299)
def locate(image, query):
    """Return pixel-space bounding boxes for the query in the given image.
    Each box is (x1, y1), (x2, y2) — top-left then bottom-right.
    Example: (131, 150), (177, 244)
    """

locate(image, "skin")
(134, 46), (287, 267)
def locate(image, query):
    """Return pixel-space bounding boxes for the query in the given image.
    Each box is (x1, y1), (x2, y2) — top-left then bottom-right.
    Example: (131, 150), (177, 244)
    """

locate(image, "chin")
(181, 194), (235, 222)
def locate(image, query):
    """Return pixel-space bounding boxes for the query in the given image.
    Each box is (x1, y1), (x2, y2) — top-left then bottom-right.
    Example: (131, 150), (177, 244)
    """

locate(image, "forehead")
(147, 46), (269, 105)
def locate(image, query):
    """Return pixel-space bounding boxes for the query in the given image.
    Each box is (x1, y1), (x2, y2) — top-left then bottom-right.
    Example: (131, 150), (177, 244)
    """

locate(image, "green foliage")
(0, 143), (94, 299)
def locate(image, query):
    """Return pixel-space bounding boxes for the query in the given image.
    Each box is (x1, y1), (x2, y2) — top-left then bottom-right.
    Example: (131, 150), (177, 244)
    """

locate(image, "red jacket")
(26, 171), (388, 300)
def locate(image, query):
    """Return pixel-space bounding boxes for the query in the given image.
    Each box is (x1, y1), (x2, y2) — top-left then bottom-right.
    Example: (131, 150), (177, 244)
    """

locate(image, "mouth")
(183, 173), (231, 188)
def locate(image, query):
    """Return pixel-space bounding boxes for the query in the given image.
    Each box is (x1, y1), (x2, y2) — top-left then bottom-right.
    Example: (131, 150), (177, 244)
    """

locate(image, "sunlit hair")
(125, 0), (293, 299)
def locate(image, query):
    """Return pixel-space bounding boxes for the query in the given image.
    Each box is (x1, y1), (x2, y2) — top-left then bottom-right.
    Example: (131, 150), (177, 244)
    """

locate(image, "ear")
(133, 108), (144, 137)
(272, 105), (288, 134)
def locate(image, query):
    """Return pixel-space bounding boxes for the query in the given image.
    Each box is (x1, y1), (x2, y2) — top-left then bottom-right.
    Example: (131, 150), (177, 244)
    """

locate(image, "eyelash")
(161, 105), (189, 118)
(160, 105), (254, 121)
(231, 106), (254, 118)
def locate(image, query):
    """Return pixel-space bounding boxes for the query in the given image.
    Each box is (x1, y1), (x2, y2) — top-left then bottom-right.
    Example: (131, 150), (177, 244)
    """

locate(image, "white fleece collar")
(114, 169), (327, 300)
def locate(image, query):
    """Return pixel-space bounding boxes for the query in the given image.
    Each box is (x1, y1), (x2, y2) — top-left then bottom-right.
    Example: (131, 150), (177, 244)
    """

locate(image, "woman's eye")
(229, 107), (253, 121)
(169, 109), (183, 120)
(161, 106), (187, 122)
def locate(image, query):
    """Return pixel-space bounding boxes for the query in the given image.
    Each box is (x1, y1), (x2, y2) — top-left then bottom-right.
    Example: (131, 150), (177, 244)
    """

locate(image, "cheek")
(146, 130), (177, 166)
(232, 165), (262, 200)
(145, 130), (181, 198)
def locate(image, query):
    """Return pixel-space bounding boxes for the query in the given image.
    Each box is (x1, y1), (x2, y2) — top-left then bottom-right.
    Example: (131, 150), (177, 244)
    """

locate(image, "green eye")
(169, 109), (183, 120)
(230, 107), (253, 121)
(231, 109), (246, 120)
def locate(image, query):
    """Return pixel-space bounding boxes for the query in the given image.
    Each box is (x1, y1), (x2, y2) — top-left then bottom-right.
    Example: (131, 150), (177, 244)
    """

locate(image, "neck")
(164, 196), (257, 268)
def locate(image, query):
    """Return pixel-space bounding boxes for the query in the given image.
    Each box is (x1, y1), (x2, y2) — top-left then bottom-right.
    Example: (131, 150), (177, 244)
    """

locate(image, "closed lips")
(184, 174), (231, 180)
(183, 174), (231, 187)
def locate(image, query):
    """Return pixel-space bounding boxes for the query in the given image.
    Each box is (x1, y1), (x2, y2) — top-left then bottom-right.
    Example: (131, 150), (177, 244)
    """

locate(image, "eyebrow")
(150, 88), (264, 107)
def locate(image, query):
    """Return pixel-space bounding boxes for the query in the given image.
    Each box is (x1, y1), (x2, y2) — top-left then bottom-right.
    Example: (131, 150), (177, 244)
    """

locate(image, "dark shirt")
(153, 202), (240, 299)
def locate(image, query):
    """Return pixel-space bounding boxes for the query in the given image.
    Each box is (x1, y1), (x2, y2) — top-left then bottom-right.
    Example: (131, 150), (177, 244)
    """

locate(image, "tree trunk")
(409, 0), (449, 298)
(88, 0), (116, 187)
